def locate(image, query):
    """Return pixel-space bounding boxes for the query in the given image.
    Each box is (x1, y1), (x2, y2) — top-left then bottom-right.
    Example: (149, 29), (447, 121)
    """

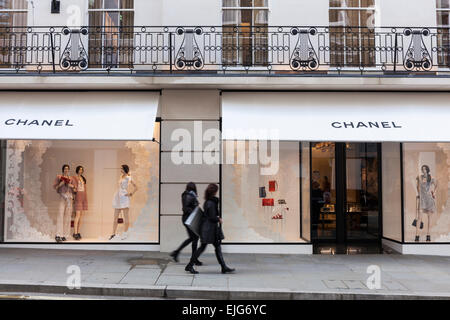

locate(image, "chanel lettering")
(4, 119), (74, 127)
(331, 121), (402, 129)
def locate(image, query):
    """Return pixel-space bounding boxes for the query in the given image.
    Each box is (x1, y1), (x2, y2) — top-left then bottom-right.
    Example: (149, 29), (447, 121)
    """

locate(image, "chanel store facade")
(1, 90), (450, 256)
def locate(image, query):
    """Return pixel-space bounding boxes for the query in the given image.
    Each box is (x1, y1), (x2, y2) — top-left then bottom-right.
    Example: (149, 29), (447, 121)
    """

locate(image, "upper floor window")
(329, 0), (375, 67)
(222, 0), (268, 66)
(0, 0), (27, 68)
(437, 0), (450, 66)
(0, 0), (27, 27)
(88, 0), (134, 68)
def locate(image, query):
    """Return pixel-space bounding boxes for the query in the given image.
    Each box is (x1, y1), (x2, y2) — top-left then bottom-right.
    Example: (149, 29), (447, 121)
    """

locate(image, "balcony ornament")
(175, 28), (204, 70)
(60, 27), (89, 71)
(290, 28), (319, 71)
(403, 28), (432, 71)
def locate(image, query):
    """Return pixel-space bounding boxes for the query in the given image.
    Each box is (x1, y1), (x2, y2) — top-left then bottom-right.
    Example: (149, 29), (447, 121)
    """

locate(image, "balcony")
(0, 26), (450, 77)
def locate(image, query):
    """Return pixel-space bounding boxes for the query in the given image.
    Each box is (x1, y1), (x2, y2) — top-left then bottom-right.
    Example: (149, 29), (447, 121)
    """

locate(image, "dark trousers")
(189, 241), (226, 268)
(174, 225), (199, 261)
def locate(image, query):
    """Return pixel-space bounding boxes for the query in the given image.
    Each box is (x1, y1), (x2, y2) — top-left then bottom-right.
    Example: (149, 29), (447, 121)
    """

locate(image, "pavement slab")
(0, 248), (449, 299)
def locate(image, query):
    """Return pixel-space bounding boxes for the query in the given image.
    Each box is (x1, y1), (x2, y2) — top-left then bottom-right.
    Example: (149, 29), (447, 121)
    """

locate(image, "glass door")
(311, 142), (381, 253)
(345, 143), (380, 241)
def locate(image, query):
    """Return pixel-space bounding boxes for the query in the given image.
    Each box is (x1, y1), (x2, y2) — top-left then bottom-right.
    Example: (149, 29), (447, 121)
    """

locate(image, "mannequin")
(73, 165), (88, 241)
(110, 164), (137, 240)
(53, 164), (75, 243)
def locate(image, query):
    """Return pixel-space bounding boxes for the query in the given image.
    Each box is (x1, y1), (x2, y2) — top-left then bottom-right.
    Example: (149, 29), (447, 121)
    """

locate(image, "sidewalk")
(0, 248), (449, 300)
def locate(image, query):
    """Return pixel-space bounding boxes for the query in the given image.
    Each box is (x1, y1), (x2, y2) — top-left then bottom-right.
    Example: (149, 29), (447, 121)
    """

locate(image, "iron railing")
(1, 26), (450, 75)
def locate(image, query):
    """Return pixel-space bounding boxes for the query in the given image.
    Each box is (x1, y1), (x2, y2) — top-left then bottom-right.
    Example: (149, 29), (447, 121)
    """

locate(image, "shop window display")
(403, 143), (450, 243)
(222, 141), (304, 243)
(3, 139), (159, 243)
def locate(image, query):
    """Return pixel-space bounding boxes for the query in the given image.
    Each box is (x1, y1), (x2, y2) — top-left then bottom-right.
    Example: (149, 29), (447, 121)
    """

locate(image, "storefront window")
(381, 142), (402, 242)
(2, 138), (159, 243)
(222, 141), (304, 243)
(403, 143), (450, 243)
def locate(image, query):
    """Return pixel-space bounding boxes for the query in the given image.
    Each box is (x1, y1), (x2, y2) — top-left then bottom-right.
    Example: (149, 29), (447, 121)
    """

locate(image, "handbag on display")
(259, 187), (267, 198)
(118, 213), (124, 224)
(185, 206), (204, 236)
(262, 198), (274, 206)
(268, 180), (278, 192)
(278, 199), (286, 205)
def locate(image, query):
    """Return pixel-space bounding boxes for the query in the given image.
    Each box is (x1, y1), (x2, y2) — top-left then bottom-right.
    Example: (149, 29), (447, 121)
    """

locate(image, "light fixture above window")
(51, 0), (60, 14)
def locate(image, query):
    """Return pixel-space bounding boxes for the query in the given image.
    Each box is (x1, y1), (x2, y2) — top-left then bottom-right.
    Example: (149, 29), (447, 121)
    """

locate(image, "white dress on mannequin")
(112, 175), (132, 209)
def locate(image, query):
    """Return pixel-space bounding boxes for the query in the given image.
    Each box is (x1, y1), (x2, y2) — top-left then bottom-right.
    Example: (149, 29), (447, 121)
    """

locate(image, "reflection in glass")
(345, 143), (379, 240)
(311, 142), (336, 241)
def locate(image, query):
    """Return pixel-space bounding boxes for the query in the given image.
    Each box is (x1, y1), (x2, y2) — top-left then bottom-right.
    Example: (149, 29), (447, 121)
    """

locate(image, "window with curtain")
(88, 0), (134, 68)
(0, 0), (27, 68)
(437, 0), (450, 67)
(329, 0), (375, 67)
(222, 0), (268, 66)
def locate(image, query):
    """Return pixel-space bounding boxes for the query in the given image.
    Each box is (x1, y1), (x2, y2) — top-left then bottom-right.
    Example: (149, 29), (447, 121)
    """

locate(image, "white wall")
(378, 0), (436, 27)
(270, 0), (329, 26)
(26, 0), (439, 27)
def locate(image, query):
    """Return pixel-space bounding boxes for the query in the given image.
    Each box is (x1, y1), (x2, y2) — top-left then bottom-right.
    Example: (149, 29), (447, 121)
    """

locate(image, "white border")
(383, 239), (450, 256)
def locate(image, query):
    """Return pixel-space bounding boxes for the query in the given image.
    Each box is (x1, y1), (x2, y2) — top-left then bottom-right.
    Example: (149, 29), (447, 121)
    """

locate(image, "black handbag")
(217, 223), (225, 241)
(259, 186), (266, 198)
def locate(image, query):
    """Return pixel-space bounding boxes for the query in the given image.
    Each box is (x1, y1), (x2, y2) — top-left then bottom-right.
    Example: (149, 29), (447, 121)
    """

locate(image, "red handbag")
(262, 198), (274, 206)
(269, 180), (278, 192)
(118, 218), (124, 224)
(70, 220), (74, 228)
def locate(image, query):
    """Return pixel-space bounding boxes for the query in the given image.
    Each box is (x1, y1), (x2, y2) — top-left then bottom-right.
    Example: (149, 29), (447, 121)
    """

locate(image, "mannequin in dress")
(110, 164), (138, 240)
(73, 166), (88, 241)
(53, 164), (76, 243)
(412, 165), (437, 242)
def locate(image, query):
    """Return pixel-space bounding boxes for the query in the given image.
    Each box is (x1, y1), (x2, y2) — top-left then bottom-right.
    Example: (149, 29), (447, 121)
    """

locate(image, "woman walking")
(185, 184), (235, 274)
(170, 182), (202, 266)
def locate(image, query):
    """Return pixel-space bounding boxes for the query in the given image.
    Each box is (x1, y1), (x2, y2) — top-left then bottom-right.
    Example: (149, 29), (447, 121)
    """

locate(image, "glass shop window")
(2, 139), (159, 243)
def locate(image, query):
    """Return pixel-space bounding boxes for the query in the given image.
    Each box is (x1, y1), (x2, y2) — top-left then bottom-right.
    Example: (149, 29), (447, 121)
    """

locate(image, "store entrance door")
(310, 142), (382, 254)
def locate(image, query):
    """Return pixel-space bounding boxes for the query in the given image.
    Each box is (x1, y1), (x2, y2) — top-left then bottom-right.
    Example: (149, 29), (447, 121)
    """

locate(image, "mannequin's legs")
(56, 196), (65, 238)
(74, 211), (82, 235)
(112, 209), (120, 236)
(123, 208), (130, 232)
(62, 198), (72, 239)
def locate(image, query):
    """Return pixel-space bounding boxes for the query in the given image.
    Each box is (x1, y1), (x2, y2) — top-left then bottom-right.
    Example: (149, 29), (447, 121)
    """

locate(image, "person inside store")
(53, 164), (76, 243)
(110, 164), (138, 241)
(185, 184), (235, 274)
(170, 182), (203, 266)
(72, 165), (88, 241)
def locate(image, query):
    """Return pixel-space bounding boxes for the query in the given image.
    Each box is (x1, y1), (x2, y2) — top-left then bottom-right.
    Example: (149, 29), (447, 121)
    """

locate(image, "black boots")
(215, 246), (235, 274)
(170, 250), (179, 263)
(415, 235), (420, 242)
(426, 235), (431, 242)
(185, 263), (198, 274)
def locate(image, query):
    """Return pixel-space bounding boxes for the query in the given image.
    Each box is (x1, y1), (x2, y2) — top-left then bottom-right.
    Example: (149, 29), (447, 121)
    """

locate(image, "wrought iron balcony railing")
(1, 25), (450, 75)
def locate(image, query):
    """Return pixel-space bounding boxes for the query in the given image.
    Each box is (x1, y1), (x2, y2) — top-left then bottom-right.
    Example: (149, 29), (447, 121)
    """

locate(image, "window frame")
(221, 0), (269, 67)
(87, 0), (135, 69)
(329, 0), (376, 67)
(436, 4), (450, 67)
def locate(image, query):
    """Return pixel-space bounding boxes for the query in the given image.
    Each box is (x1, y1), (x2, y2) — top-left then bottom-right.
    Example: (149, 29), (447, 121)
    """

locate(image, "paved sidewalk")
(0, 248), (449, 299)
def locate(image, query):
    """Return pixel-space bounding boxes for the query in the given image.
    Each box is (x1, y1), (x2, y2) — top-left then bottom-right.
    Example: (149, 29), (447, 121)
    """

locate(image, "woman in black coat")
(185, 184), (235, 274)
(170, 182), (202, 265)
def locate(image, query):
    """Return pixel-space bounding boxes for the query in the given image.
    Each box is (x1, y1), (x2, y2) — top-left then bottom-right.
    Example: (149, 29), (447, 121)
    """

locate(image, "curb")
(1, 282), (449, 300)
